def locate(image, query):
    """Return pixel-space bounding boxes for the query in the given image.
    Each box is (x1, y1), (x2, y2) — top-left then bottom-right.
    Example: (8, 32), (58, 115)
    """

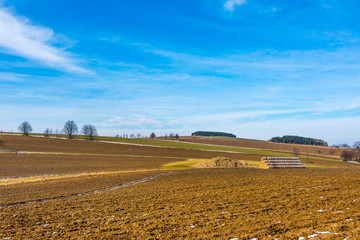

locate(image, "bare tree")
(63, 120), (78, 139)
(44, 128), (52, 137)
(18, 121), (33, 136)
(353, 141), (360, 161)
(354, 141), (360, 149)
(340, 149), (357, 161)
(81, 124), (97, 140)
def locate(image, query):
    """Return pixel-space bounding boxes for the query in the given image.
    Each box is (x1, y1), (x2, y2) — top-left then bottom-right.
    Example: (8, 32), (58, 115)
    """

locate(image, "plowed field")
(0, 135), (359, 239)
(1, 169), (360, 239)
(0, 135), (250, 177)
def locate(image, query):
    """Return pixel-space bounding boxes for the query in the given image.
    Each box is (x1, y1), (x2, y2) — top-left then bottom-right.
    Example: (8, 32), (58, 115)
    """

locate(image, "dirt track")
(0, 172), (172, 208)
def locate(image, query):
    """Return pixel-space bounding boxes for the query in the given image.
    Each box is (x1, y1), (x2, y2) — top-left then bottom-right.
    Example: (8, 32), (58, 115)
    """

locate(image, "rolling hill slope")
(176, 136), (341, 158)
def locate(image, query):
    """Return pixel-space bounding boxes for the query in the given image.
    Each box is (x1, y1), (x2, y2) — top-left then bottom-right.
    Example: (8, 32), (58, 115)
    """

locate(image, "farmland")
(0, 134), (359, 239)
(176, 136), (342, 157)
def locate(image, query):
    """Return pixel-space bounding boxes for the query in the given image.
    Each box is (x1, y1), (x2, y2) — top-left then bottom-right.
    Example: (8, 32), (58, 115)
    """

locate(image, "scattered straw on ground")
(162, 159), (208, 170)
(194, 157), (252, 168)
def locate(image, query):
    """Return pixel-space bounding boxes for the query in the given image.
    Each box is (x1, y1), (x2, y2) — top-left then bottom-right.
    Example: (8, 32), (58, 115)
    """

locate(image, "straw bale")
(260, 157), (305, 169)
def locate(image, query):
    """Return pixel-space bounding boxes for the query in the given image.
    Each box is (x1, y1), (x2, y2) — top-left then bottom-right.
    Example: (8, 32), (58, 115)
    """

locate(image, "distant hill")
(269, 135), (328, 146)
(191, 131), (236, 138)
(177, 136), (340, 157)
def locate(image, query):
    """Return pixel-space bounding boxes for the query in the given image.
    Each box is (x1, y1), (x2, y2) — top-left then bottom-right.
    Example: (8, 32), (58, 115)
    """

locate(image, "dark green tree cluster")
(269, 135), (328, 146)
(191, 131), (236, 138)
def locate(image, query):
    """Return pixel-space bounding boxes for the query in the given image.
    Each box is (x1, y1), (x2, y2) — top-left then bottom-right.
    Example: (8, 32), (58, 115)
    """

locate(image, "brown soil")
(1, 168), (360, 239)
(0, 170), (165, 206)
(0, 135), (359, 239)
(0, 135), (253, 177)
(0, 152), (179, 177)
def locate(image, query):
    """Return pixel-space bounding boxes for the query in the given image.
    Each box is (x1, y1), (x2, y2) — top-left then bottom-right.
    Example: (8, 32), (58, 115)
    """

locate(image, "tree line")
(18, 120), (98, 140)
(114, 132), (179, 139)
(17, 121), (179, 141)
(191, 131), (236, 138)
(269, 135), (328, 146)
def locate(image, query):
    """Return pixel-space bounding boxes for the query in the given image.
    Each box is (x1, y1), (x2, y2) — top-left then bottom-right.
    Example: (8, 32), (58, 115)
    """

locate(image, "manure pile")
(195, 157), (251, 168)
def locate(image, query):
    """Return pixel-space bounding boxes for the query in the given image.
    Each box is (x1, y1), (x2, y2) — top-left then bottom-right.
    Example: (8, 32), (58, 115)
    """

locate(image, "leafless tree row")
(17, 121), (181, 142)
(114, 132), (179, 140)
(17, 120), (98, 141)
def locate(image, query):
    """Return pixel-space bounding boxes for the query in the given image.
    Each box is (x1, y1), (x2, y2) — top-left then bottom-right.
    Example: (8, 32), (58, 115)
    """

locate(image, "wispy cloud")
(224, 0), (247, 12)
(0, 7), (90, 74)
(145, 44), (360, 83)
(93, 108), (360, 144)
(259, 7), (278, 13)
(0, 72), (27, 82)
(98, 115), (167, 128)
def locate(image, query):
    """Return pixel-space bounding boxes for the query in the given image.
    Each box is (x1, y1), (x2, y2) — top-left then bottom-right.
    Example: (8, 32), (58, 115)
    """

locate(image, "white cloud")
(0, 7), (90, 73)
(224, 0), (247, 12)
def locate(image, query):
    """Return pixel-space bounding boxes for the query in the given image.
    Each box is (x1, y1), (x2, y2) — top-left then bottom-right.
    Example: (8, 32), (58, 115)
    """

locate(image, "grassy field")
(0, 134), (359, 239)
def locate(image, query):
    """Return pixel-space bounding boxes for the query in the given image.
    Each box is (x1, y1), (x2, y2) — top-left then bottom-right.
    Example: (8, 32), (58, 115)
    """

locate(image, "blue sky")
(1, 0), (360, 145)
